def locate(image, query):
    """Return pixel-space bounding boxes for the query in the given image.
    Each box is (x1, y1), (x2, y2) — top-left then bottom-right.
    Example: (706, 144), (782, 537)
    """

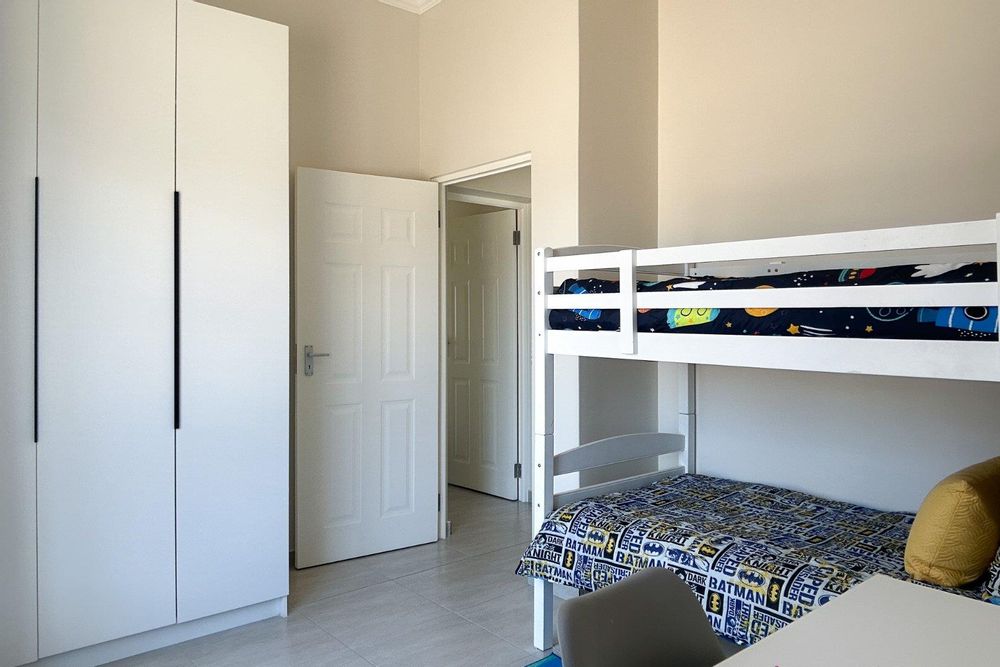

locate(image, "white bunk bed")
(529, 215), (1000, 650)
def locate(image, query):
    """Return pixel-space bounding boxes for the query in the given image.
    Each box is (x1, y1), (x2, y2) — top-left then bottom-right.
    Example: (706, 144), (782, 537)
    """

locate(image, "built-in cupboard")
(0, 1), (289, 663)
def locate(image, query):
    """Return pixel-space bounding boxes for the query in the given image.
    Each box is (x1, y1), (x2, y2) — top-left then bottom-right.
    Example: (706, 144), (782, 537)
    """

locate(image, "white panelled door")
(447, 211), (519, 500)
(295, 168), (439, 568)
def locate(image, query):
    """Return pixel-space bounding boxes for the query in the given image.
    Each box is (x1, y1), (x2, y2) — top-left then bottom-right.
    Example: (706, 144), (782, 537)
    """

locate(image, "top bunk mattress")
(515, 473), (990, 647)
(548, 261), (998, 341)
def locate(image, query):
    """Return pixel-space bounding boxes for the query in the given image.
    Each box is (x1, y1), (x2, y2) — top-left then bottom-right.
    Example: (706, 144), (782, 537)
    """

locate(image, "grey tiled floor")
(108, 486), (554, 667)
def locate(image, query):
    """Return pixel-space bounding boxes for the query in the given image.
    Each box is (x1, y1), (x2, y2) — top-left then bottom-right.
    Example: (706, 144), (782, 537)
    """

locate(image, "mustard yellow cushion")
(905, 456), (1000, 587)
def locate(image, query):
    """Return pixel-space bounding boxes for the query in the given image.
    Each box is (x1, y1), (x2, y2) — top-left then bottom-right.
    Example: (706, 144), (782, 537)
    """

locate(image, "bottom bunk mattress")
(515, 474), (987, 647)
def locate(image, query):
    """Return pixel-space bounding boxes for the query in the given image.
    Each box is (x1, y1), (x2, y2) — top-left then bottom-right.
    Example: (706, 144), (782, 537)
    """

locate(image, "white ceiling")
(377, 0), (443, 15)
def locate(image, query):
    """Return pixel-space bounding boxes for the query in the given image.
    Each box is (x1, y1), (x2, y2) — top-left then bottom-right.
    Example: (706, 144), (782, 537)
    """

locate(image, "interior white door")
(0, 1), (38, 664)
(295, 168), (439, 568)
(447, 211), (519, 500)
(36, 0), (176, 656)
(176, 0), (289, 623)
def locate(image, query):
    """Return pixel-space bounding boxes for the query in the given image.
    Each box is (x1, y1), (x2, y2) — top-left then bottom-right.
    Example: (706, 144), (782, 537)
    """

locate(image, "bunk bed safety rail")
(540, 217), (1000, 364)
(552, 432), (685, 475)
(551, 432), (686, 508)
(544, 218), (998, 272)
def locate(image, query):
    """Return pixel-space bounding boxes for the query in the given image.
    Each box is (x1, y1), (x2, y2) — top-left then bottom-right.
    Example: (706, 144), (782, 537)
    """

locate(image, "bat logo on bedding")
(562, 550), (575, 570)
(604, 534), (618, 557)
(642, 542), (665, 557)
(585, 528), (608, 546)
(708, 591), (723, 614)
(737, 568), (767, 591)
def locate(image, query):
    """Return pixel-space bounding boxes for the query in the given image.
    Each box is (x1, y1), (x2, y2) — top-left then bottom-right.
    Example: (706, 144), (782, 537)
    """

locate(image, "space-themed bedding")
(548, 262), (998, 340)
(515, 474), (989, 647)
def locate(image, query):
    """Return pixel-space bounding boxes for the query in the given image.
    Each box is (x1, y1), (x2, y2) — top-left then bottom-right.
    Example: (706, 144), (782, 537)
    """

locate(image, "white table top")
(720, 575), (1000, 666)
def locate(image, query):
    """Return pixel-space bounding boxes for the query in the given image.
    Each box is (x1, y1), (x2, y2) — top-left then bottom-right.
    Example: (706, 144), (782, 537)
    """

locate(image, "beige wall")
(419, 0), (579, 250)
(198, 0), (421, 178)
(659, 0), (1000, 243)
(580, 0), (658, 249)
(420, 0), (582, 492)
(446, 200), (505, 219)
(578, 0), (660, 484)
(658, 0), (1000, 510)
(461, 168), (532, 199)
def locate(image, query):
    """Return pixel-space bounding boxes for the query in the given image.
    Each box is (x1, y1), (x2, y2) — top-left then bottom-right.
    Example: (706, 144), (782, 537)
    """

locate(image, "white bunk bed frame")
(530, 215), (1000, 650)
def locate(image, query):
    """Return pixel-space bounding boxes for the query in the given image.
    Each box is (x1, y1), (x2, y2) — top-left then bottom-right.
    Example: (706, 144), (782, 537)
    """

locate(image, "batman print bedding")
(548, 262), (998, 340)
(515, 474), (989, 647)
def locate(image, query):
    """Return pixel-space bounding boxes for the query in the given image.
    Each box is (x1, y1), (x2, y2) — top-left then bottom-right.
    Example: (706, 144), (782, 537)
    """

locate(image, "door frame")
(432, 153), (532, 539)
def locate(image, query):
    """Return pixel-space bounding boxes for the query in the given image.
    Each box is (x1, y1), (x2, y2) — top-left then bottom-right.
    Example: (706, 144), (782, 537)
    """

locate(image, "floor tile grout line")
(291, 545), (483, 611)
(301, 580), (464, 666)
(293, 611), (377, 666)
(448, 598), (539, 660)
(396, 578), (534, 619)
(387, 583), (537, 662)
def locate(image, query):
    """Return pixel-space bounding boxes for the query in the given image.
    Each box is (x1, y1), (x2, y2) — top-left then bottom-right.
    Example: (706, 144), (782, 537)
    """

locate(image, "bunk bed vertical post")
(619, 249), (638, 354)
(996, 215), (1000, 323)
(679, 364), (697, 473)
(532, 247), (555, 651)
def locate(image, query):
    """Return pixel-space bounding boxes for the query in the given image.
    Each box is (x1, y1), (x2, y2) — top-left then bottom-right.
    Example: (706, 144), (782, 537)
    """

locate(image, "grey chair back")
(556, 568), (727, 667)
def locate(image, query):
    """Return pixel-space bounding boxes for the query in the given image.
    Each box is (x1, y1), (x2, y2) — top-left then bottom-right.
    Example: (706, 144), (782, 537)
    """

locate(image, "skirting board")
(34, 597), (287, 666)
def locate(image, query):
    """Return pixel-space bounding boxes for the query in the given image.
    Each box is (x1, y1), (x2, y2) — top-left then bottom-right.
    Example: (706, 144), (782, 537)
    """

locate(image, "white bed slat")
(546, 282), (997, 310)
(551, 244), (637, 257)
(552, 467), (686, 509)
(546, 330), (1000, 382)
(545, 219), (996, 272)
(553, 433), (685, 476)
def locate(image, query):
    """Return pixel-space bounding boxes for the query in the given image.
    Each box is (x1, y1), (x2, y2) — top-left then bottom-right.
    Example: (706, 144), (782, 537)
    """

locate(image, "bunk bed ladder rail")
(531, 247), (555, 651)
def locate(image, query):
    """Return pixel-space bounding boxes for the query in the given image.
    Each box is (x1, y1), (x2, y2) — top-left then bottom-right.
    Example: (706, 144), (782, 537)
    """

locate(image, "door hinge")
(512, 229), (521, 246)
(438, 211), (442, 228)
(438, 493), (441, 511)
(514, 462), (522, 479)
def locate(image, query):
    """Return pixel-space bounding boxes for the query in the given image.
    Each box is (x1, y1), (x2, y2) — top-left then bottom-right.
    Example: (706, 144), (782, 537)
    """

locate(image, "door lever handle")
(304, 345), (330, 376)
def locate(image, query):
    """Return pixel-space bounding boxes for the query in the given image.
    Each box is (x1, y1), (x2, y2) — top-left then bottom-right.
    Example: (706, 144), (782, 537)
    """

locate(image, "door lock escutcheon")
(304, 345), (331, 376)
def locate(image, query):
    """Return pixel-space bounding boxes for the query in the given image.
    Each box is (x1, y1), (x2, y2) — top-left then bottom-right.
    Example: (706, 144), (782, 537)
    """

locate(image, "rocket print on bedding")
(549, 262), (998, 340)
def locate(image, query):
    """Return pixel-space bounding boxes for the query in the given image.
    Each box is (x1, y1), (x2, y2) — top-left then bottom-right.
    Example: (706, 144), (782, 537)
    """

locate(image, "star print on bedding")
(548, 262), (998, 341)
(515, 474), (989, 647)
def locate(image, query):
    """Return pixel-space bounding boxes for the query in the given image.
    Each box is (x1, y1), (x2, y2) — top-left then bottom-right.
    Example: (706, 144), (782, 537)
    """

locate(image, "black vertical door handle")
(34, 176), (39, 443)
(174, 191), (180, 430)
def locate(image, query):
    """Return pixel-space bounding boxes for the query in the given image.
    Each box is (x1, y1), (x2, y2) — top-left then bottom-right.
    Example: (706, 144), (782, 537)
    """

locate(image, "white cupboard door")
(295, 168), (439, 567)
(447, 211), (519, 500)
(36, 0), (176, 656)
(0, 1), (38, 664)
(176, 0), (290, 622)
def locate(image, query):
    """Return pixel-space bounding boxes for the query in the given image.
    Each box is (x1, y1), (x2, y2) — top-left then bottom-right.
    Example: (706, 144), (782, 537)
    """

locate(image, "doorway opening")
(436, 160), (532, 542)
